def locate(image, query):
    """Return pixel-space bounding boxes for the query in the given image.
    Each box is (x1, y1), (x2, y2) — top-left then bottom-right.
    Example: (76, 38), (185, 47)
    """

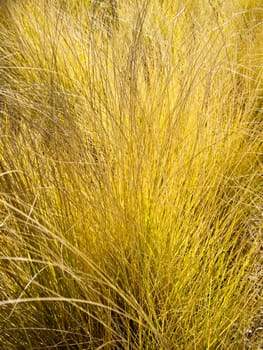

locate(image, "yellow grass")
(0, 0), (262, 349)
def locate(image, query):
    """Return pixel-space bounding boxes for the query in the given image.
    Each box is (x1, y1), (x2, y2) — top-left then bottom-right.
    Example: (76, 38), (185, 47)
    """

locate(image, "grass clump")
(0, 0), (262, 349)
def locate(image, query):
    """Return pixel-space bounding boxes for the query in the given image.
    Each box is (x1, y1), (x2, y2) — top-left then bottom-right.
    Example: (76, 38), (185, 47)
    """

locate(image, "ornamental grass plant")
(0, 0), (262, 349)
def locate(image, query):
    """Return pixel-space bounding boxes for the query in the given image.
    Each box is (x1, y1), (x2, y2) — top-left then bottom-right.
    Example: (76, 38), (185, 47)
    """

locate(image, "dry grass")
(0, 0), (262, 349)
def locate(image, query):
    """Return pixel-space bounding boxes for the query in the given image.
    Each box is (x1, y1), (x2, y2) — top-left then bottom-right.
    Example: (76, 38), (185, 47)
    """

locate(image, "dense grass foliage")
(0, 1), (262, 349)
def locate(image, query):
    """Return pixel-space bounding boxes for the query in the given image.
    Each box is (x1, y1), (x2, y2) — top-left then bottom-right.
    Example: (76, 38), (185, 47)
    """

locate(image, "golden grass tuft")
(0, 0), (262, 349)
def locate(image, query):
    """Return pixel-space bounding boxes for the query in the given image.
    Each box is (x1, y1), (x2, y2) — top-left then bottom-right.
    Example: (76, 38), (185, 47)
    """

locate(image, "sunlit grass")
(0, 0), (262, 349)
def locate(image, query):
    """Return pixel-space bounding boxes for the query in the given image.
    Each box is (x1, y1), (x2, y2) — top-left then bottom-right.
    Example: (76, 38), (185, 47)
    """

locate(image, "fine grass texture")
(0, 0), (262, 349)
